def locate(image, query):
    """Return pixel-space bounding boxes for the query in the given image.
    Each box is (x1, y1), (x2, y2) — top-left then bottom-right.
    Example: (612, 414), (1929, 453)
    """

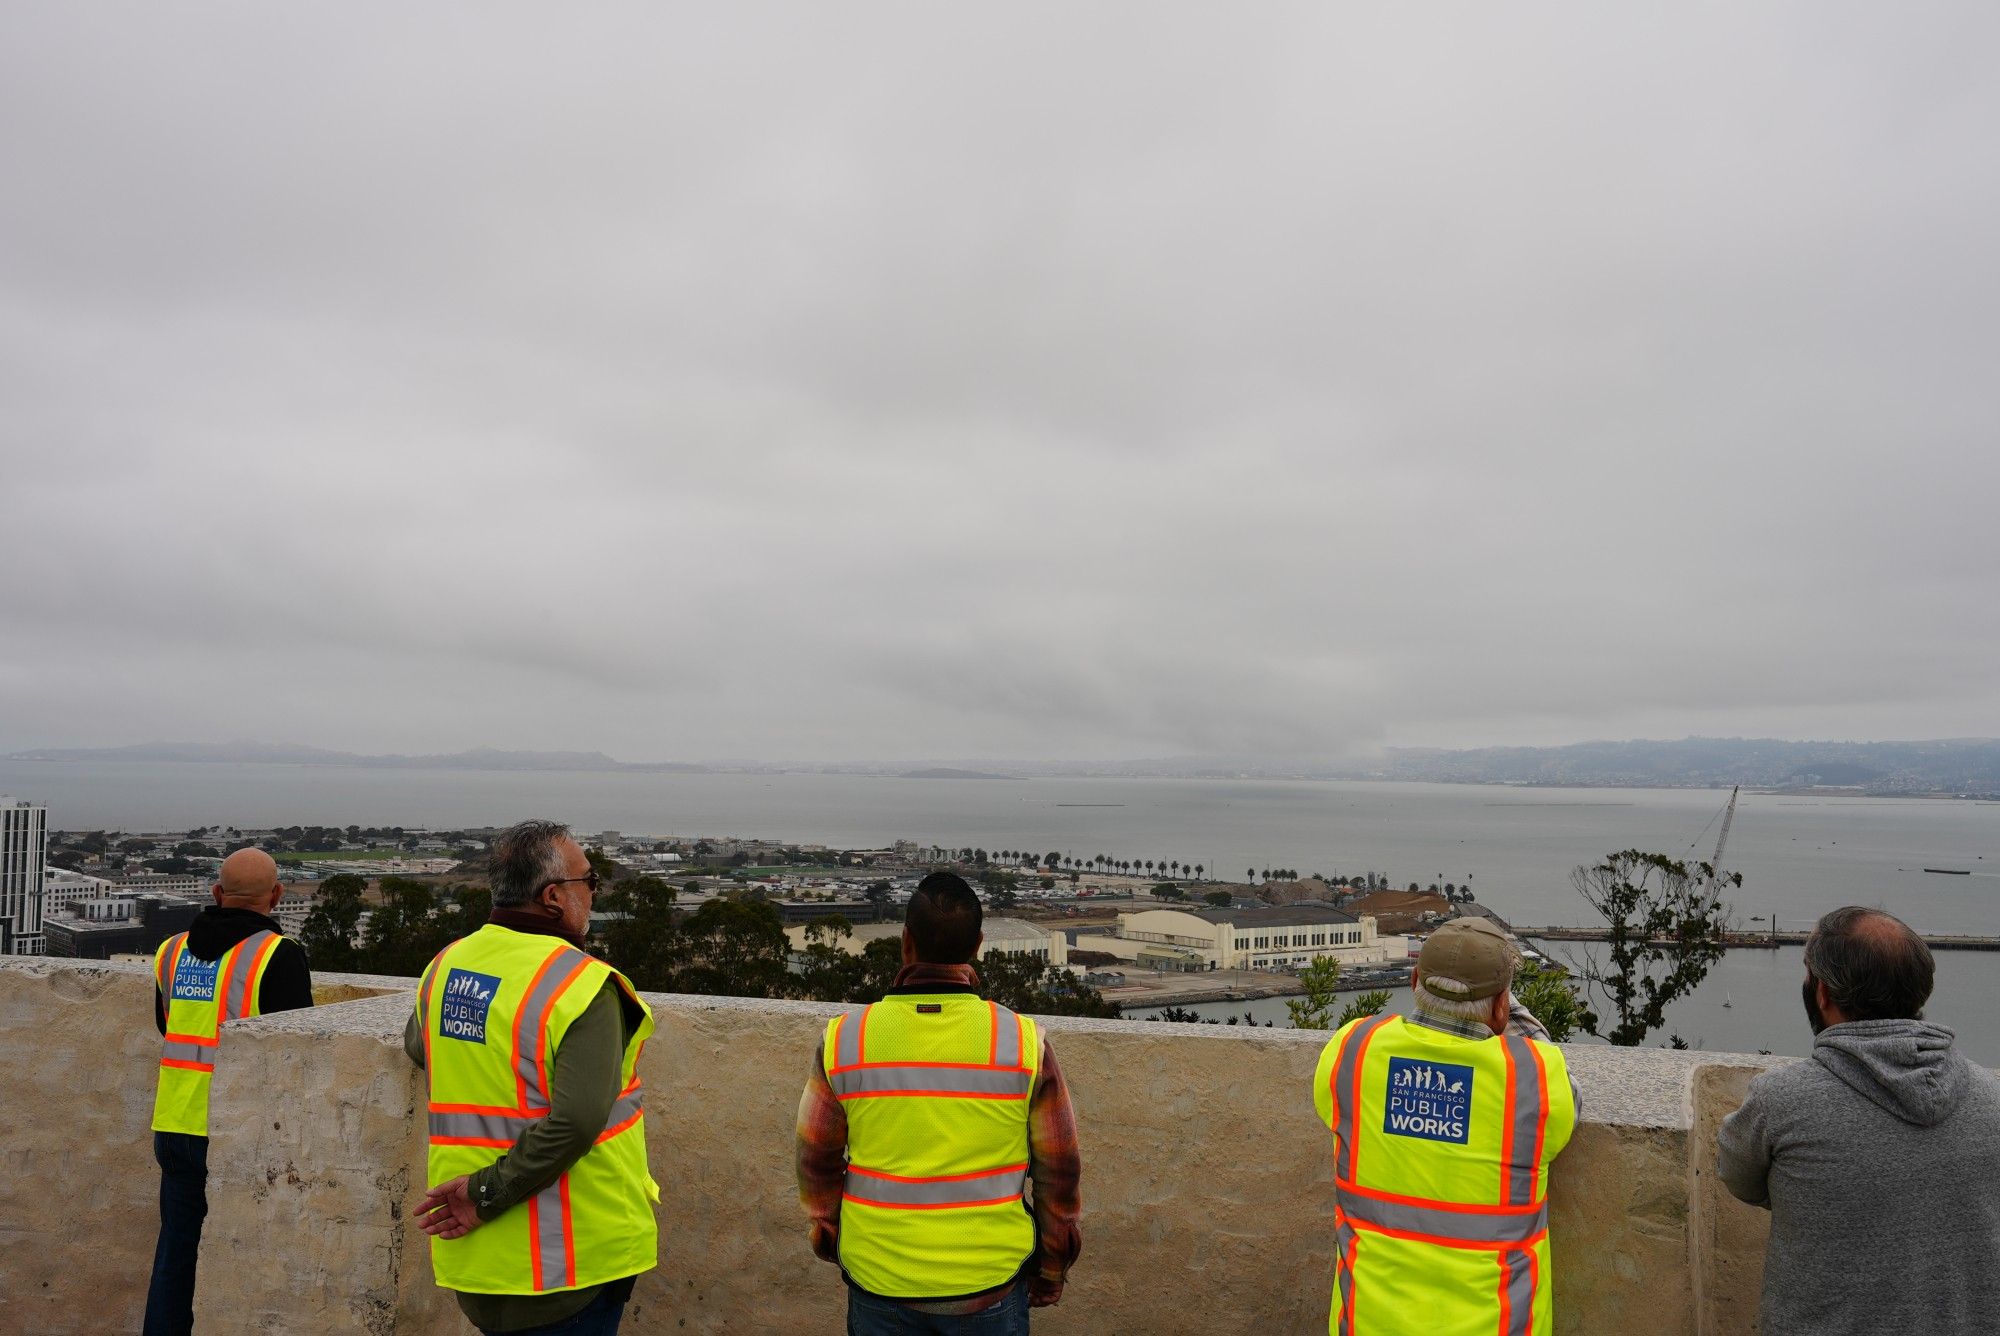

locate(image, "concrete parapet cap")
(2, 955), (1797, 1129)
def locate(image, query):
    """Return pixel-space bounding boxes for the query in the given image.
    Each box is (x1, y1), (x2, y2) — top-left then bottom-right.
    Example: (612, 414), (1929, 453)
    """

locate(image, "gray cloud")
(3, 2), (1997, 761)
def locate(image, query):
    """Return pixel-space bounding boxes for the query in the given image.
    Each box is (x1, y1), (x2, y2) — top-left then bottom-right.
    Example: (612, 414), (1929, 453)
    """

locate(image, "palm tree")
(1194, 863), (1204, 881)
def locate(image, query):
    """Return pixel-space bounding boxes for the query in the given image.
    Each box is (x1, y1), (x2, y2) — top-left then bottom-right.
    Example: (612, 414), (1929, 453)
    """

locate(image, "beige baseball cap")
(1417, 917), (1519, 1001)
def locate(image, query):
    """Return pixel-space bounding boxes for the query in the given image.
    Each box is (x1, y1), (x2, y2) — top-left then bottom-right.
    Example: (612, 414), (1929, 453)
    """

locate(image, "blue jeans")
(847, 1280), (1030, 1336)
(143, 1131), (209, 1336)
(479, 1284), (629, 1335)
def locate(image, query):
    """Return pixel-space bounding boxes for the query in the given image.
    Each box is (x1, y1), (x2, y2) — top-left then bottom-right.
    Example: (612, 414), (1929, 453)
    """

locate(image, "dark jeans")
(847, 1281), (1030, 1336)
(143, 1131), (209, 1336)
(479, 1284), (629, 1336)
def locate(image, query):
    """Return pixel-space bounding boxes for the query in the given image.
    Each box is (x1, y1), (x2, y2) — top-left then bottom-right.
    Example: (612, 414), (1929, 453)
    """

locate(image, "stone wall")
(2, 957), (1786, 1334)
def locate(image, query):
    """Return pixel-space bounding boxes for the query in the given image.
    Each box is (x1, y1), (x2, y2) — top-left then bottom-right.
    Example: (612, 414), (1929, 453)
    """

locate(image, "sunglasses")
(545, 872), (601, 895)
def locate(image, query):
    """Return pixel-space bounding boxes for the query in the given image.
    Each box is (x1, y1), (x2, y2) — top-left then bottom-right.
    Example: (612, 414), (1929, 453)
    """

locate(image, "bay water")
(6, 760), (1996, 1060)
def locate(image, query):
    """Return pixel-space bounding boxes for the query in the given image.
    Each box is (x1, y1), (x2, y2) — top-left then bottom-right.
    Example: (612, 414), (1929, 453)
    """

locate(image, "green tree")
(665, 898), (793, 997)
(599, 877), (682, 989)
(1151, 883), (1184, 901)
(1286, 957), (1344, 1030)
(1570, 850), (1736, 1046)
(358, 877), (483, 978)
(1336, 990), (1392, 1027)
(979, 952), (1120, 1018)
(1513, 961), (1587, 1044)
(299, 873), (366, 972)
(1204, 890), (1232, 907)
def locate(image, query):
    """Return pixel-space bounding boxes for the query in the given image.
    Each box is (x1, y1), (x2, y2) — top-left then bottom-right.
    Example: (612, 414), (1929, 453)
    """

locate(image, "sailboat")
(1722, 994), (1734, 1009)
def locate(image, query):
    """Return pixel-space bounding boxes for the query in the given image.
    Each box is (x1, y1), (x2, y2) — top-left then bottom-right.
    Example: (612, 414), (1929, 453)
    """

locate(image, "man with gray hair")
(1718, 906), (2000, 1334)
(1310, 917), (1577, 1334)
(402, 819), (659, 1334)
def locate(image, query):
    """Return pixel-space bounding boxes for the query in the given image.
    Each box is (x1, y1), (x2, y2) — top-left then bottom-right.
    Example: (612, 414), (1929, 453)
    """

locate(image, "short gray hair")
(1415, 974), (1504, 1027)
(489, 820), (573, 908)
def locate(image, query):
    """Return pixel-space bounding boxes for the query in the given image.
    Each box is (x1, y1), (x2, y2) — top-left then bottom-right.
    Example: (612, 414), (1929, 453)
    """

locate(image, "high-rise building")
(1, 797), (50, 955)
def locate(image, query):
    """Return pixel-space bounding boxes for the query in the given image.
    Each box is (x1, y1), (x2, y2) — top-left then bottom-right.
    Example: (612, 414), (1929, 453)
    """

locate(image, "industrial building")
(784, 916), (1069, 967)
(1072, 904), (1404, 973)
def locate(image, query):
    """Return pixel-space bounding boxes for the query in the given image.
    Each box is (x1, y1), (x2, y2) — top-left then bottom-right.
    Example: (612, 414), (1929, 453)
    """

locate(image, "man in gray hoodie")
(1718, 906), (2000, 1334)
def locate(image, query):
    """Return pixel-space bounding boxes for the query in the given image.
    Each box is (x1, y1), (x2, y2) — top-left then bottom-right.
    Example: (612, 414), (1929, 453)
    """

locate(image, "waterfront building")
(0, 797), (49, 955)
(783, 916), (1069, 967)
(1072, 904), (1404, 973)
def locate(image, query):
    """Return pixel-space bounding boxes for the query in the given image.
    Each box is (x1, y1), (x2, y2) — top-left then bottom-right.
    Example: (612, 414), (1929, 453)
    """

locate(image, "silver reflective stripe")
(834, 1005), (866, 1068)
(515, 947), (591, 1109)
(603, 1086), (643, 1131)
(827, 1065), (1034, 1098)
(1501, 1246), (1536, 1335)
(157, 933), (186, 990)
(429, 1110), (535, 1142)
(990, 1003), (1021, 1067)
(1334, 1217), (1357, 1336)
(1331, 1014), (1392, 1177)
(531, 1177), (571, 1290)
(1502, 1035), (1546, 1206)
(224, 932), (278, 1020)
(843, 1164), (1028, 1208)
(1336, 1186), (1548, 1247)
(160, 1040), (211, 1067)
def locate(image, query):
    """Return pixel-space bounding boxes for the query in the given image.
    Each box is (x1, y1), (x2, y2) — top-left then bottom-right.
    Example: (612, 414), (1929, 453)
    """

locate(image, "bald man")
(144, 847), (314, 1336)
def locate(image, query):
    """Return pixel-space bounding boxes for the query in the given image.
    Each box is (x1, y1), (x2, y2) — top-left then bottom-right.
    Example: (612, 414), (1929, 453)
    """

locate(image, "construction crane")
(1687, 785), (1739, 882)
(1711, 785), (1738, 879)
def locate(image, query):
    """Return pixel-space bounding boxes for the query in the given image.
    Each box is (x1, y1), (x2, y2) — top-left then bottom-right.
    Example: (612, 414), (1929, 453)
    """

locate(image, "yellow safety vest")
(152, 929), (284, 1136)
(1312, 1014), (1577, 1336)
(416, 925), (659, 1296)
(824, 992), (1041, 1299)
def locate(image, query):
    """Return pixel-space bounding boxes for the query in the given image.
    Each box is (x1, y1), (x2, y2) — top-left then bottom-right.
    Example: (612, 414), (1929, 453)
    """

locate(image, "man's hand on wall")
(412, 1176), (483, 1240)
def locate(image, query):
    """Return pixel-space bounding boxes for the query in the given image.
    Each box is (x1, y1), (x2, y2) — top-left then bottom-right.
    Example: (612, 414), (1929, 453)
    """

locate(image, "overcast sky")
(3, 4), (1997, 763)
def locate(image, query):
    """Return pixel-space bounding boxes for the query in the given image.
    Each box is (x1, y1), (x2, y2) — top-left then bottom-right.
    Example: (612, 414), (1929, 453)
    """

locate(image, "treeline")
(297, 870), (1119, 1019)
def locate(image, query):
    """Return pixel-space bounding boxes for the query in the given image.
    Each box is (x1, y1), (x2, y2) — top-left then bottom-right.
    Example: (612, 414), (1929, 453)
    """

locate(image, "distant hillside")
(1350, 737), (2000, 795)
(899, 767), (1019, 780)
(6, 742), (707, 773)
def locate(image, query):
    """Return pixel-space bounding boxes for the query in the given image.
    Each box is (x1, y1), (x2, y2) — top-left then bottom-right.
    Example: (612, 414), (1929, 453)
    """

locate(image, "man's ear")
(269, 883), (284, 910)
(211, 884), (225, 907)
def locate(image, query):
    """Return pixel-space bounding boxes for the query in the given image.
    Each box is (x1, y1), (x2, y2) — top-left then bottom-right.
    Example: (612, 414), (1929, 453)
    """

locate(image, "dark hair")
(906, 871), (983, 964)
(1804, 906), (1934, 1022)
(489, 819), (573, 908)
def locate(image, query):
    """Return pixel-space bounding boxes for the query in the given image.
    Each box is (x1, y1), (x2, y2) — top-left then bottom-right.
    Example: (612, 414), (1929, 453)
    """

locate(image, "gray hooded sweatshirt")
(1718, 1019), (2000, 1335)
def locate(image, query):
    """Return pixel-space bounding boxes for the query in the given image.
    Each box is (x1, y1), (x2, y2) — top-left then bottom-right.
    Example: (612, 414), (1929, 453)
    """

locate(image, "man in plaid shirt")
(796, 872), (1083, 1331)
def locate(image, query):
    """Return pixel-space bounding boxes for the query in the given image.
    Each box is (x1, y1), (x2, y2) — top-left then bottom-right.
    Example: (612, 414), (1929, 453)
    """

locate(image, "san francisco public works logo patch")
(1383, 1056), (1474, 1144)
(440, 968), (503, 1044)
(170, 953), (219, 1003)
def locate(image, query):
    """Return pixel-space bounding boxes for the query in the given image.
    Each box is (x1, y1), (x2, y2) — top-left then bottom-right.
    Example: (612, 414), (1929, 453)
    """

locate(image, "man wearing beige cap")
(1310, 917), (1577, 1336)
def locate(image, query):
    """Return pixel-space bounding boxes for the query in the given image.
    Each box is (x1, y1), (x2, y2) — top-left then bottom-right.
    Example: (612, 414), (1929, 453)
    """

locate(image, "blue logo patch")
(439, 968), (503, 1044)
(1383, 1057), (1474, 1144)
(170, 953), (219, 1003)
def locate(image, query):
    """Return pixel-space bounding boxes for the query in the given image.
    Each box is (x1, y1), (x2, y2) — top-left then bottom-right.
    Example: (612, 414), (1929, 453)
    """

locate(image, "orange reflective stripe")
(1334, 1014), (1394, 1182)
(1497, 1245), (1537, 1336)
(509, 948), (564, 1109)
(531, 955), (595, 1104)
(1337, 1218), (1359, 1336)
(232, 932), (281, 1018)
(1336, 1179), (1548, 1247)
(843, 1162), (1029, 1209)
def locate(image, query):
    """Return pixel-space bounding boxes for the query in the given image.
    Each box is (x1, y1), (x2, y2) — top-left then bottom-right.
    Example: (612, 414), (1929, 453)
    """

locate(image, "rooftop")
(1185, 903), (1360, 928)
